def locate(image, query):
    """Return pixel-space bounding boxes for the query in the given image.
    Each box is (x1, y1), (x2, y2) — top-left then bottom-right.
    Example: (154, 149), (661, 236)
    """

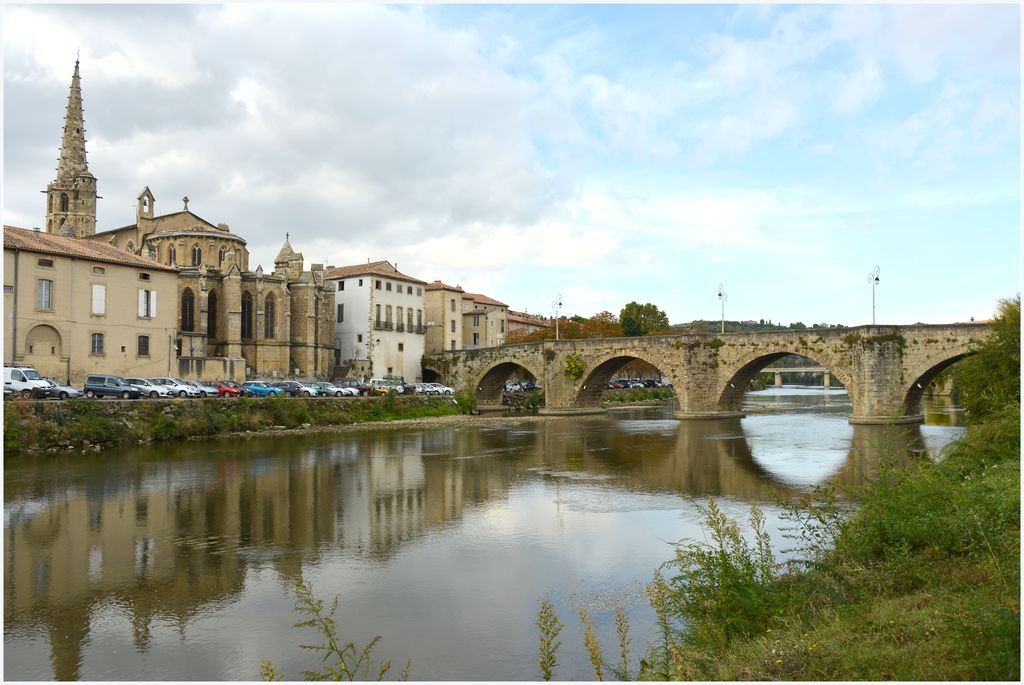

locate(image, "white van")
(4, 366), (50, 398)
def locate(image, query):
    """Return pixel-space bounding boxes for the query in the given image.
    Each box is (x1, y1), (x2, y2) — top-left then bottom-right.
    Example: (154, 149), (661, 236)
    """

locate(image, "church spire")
(45, 58), (98, 237)
(56, 59), (89, 180)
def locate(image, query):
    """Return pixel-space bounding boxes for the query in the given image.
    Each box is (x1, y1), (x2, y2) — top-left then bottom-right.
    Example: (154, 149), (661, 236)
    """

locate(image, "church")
(22, 59), (335, 381)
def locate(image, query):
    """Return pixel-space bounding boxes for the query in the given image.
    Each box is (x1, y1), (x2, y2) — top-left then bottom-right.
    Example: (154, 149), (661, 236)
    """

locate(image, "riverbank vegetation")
(3, 394), (463, 453)
(539, 296), (1020, 681)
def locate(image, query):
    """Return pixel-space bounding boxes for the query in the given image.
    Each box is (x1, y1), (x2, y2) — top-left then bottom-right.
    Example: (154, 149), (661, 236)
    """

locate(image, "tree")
(620, 302), (670, 337)
(952, 295), (1020, 422)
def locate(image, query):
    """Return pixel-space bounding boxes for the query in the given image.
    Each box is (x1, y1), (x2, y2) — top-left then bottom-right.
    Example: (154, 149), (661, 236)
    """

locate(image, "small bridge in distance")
(759, 366), (833, 388)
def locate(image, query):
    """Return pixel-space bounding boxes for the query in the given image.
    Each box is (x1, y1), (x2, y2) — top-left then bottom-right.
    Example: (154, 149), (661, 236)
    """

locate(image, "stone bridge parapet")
(423, 323), (989, 424)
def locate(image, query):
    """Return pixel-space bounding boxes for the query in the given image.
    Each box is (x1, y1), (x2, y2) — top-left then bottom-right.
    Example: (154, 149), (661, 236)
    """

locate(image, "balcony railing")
(413, 325), (426, 335)
(396, 323), (405, 332)
(374, 320), (393, 331)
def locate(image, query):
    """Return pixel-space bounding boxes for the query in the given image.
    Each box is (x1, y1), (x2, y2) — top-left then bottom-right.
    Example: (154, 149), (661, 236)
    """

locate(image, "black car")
(84, 374), (142, 399)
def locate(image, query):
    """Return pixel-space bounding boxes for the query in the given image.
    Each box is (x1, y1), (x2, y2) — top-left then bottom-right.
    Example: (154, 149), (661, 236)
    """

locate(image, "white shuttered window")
(91, 284), (106, 315)
(138, 289), (157, 318)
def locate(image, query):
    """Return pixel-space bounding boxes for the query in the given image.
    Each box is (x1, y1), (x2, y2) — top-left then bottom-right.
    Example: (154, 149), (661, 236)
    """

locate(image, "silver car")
(150, 377), (202, 397)
(126, 377), (172, 398)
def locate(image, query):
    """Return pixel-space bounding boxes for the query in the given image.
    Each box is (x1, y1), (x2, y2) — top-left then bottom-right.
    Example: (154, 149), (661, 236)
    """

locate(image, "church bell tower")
(44, 59), (98, 236)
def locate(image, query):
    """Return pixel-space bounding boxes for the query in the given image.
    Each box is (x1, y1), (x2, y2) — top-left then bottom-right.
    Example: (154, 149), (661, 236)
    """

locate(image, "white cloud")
(833, 60), (884, 114)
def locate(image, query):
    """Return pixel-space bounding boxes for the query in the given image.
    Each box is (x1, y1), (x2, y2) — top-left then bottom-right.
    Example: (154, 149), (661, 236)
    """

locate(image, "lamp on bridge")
(717, 284), (727, 334)
(868, 266), (880, 325)
(552, 293), (563, 341)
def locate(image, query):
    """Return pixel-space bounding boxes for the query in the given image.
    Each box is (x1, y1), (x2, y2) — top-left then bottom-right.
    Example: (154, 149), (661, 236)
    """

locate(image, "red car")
(201, 380), (240, 397)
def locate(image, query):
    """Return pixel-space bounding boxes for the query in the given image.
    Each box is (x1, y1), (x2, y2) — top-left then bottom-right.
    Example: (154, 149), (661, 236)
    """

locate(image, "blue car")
(242, 381), (284, 397)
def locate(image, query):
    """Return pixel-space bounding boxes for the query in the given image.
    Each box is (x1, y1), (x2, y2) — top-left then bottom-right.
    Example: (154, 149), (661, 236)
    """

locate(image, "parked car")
(31, 378), (84, 400)
(242, 381), (284, 397)
(84, 374), (143, 399)
(272, 381), (318, 397)
(369, 378), (404, 395)
(202, 380), (241, 397)
(149, 377), (202, 397)
(425, 382), (455, 395)
(184, 380), (220, 397)
(406, 382), (433, 395)
(126, 377), (173, 398)
(310, 381), (353, 397)
(334, 378), (371, 396)
(218, 380), (253, 397)
(4, 365), (50, 398)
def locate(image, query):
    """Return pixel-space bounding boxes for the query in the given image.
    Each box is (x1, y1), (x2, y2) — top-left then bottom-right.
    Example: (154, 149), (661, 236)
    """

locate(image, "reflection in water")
(4, 389), (964, 681)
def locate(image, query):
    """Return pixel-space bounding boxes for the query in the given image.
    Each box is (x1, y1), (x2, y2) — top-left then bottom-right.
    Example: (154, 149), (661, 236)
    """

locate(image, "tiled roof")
(4, 225), (177, 272)
(324, 260), (427, 285)
(425, 279), (464, 292)
(464, 292), (508, 308)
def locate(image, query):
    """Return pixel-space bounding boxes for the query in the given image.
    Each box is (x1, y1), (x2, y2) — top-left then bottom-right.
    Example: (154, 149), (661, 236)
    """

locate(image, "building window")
(138, 335), (150, 357)
(407, 309), (413, 331)
(36, 279), (53, 310)
(91, 284), (105, 315)
(168, 246), (176, 265)
(191, 245), (202, 266)
(241, 292), (253, 339)
(38, 258), (54, 268)
(386, 282), (392, 291)
(450, 298), (455, 312)
(396, 306), (403, 329)
(139, 289), (156, 318)
(90, 333), (104, 355)
(450, 339), (456, 350)
(398, 343), (404, 352)
(219, 246), (227, 266)
(375, 304), (381, 326)
(139, 272), (151, 281)
(385, 305), (392, 324)
(264, 293), (276, 339)
(473, 315), (480, 327)
(406, 285), (412, 294)
(473, 332), (480, 346)
(500, 319), (505, 333)
(416, 287), (422, 296)
(450, 320), (456, 333)
(357, 334), (363, 343)
(337, 303), (344, 322)
(337, 280), (345, 291)
(375, 280), (381, 290)
(60, 193), (69, 212)
(180, 288), (195, 331)
(358, 279), (363, 287)
(92, 266), (106, 275)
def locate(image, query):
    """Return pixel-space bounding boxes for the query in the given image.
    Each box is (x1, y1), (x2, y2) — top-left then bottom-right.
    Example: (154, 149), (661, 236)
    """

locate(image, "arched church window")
(192, 245), (202, 267)
(219, 246), (227, 267)
(264, 293), (276, 339)
(168, 246), (177, 266)
(60, 194), (69, 212)
(241, 292), (253, 340)
(181, 288), (195, 332)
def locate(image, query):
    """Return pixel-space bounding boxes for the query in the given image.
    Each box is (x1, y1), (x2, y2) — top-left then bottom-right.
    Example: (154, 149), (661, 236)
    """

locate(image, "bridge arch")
(901, 350), (974, 418)
(575, 351), (681, 409)
(717, 348), (854, 413)
(473, 359), (544, 405)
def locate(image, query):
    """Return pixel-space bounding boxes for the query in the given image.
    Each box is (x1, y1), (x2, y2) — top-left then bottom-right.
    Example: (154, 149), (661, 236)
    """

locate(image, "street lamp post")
(552, 294), (563, 340)
(868, 266), (880, 325)
(717, 284), (727, 334)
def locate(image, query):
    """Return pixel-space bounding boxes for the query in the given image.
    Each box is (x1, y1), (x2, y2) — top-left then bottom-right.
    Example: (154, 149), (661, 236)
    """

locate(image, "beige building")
(324, 260), (427, 382)
(27, 59), (334, 381)
(461, 292), (508, 349)
(4, 225), (178, 384)
(507, 309), (552, 339)
(424, 280), (465, 354)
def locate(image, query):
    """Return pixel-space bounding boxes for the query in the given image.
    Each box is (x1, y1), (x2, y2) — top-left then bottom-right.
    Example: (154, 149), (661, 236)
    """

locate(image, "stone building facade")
(4, 225), (178, 384)
(35, 59), (334, 380)
(461, 292), (508, 349)
(423, 280), (465, 354)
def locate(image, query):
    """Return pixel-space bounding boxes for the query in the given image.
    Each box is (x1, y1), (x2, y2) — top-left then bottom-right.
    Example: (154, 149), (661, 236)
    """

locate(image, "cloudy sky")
(3, 3), (1019, 326)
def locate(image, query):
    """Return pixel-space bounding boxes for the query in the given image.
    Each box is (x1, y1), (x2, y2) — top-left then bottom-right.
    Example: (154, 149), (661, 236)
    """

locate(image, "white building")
(324, 260), (426, 382)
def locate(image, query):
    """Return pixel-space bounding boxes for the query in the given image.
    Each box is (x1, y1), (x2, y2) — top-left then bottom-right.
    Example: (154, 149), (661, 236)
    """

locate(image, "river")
(3, 388), (964, 681)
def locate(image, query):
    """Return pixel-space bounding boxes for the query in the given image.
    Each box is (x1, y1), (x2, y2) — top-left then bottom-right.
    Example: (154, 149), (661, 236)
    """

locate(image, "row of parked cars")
(4, 365), (456, 401)
(606, 378), (672, 389)
(504, 380), (543, 393)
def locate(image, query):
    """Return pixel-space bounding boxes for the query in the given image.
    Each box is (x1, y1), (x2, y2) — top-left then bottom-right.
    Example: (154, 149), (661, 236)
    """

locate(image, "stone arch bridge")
(423, 323), (989, 424)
